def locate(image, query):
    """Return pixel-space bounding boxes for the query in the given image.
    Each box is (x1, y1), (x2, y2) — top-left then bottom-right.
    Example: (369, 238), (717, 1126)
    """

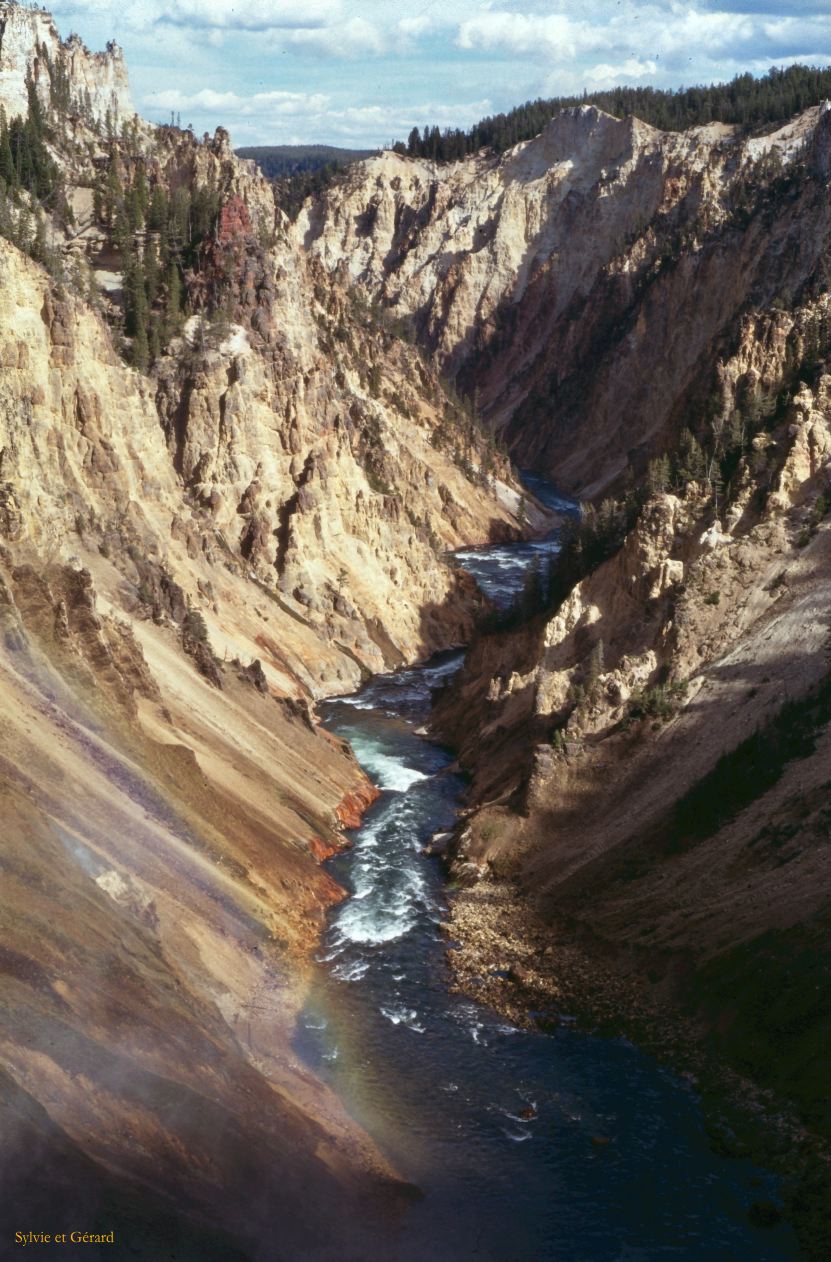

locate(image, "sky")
(46, 1), (831, 149)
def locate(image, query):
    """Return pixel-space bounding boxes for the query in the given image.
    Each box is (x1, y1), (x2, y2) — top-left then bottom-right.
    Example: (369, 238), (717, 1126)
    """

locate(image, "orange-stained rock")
(336, 782), (381, 830)
(314, 870), (349, 907)
(216, 194), (254, 246)
(308, 835), (343, 863)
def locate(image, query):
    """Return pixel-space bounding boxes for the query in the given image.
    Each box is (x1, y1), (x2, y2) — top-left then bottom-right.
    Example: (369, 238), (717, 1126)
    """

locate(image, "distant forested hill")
(235, 144), (374, 180)
(237, 144), (376, 219)
(395, 64), (831, 162)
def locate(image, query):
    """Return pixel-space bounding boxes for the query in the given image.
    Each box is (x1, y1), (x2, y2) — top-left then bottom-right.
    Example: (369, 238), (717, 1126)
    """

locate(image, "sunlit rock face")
(0, 2), (133, 124)
(303, 103), (831, 496)
(0, 7), (529, 1247)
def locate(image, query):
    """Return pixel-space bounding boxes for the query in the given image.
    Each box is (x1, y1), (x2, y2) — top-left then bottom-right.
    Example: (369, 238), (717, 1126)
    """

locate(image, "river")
(296, 477), (801, 1262)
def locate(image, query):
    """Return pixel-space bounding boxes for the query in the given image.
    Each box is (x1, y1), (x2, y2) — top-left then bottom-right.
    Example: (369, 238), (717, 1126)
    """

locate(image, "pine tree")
(676, 428), (707, 485)
(724, 408), (746, 454)
(31, 215), (49, 267)
(0, 185), (12, 240)
(169, 186), (191, 256)
(127, 181), (145, 231)
(144, 237), (159, 306)
(105, 156), (123, 229)
(133, 165), (149, 219)
(123, 247), (150, 371)
(0, 115), (14, 188)
(25, 71), (44, 142)
(647, 453), (672, 493)
(113, 202), (131, 256)
(149, 315), (162, 363)
(519, 556), (544, 619)
(147, 183), (168, 232)
(14, 205), (32, 253)
(164, 261), (182, 336)
(586, 638), (605, 693)
(131, 320), (149, 372)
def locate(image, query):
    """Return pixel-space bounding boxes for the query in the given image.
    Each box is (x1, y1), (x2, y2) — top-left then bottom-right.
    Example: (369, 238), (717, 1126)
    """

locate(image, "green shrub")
(628, 680), (687, 723)
(183, 606), (209, 642)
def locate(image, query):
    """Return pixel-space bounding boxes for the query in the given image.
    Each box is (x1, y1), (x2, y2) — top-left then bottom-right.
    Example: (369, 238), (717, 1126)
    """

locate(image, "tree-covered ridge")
(236, 144), (374, 180)
(482, 294), (831, 644)
(0, 49), (240, 371)
(237, 145), (376, 222)
(99, 150), (222, 370)
(0, 69), (71, 269)
(395, 64), (831, 162)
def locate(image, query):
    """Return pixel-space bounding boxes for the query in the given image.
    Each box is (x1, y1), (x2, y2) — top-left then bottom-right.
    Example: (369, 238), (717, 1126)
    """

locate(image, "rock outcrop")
(303, 102), (831, 496)
(2, 3), (831, 1252)
(0, 217), (441, 1252)
(0, 10), (531, 1252)
(433, 302), (831, 1240)
(0, 2), (133, 123)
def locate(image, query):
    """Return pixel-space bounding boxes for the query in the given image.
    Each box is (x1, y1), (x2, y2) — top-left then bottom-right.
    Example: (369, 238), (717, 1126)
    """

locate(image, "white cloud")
(457, 12), (607, 60)
(143, 88), (331, 117)
(46, 2), (831, 148)
(279, 17), (386, 58)
(454, 6), (764, 66)
(167, 0), (340, 31)
(653, 8), (754, 55)
(586, 57), (658, 86)
(143, 82), (493, 146)
(53, 0), (340, 31)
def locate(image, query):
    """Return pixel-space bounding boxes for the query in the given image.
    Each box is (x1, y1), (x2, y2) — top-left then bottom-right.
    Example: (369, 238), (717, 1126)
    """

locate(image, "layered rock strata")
(304, 102), (831, 496)
(0, 11), (529, 1248)
(433, 308), (831, 1223)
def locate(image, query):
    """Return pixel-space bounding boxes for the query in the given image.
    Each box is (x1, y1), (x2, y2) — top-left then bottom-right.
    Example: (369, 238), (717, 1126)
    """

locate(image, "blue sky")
(48, 1), (831, 148)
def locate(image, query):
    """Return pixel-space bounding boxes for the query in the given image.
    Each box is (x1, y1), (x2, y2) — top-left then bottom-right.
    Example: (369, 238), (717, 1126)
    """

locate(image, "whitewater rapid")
(295, 479), (800, 1262)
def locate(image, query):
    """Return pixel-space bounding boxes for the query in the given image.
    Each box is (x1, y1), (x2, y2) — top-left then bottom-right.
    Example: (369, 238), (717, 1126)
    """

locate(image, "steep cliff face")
(0, 230), (423, 1251)
(4, 115), (522, 691)
(0, 11), (531, 1250)
(303, 102), (831, 496)
(434, 301), (831, 1212)
(3, 3), (830, 1250)
(0, 543), (426, 1256)
(0, 2), (132, 123)
(0, 64), (532, 1232)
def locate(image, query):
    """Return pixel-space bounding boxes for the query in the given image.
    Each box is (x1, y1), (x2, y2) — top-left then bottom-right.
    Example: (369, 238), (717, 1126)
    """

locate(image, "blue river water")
(296, 478), (801, 1262)
(453, 471), (579, 609)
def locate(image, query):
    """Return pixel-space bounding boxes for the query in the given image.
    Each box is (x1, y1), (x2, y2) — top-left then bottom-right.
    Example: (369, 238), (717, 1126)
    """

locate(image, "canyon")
(305, 68), (831, 1259)
(0, 9), (526, 1257)
(304, 100), (831, 497)
(0, 3), (829, 1259)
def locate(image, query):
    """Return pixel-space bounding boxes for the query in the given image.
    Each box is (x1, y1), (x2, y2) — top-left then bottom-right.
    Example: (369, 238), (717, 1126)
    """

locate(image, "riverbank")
(302, 638), (805, 1260)
(445, 878), (831, 1260)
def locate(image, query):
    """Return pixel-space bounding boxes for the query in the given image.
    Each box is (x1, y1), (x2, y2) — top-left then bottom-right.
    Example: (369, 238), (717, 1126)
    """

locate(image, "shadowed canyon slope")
(304, 101), (831, 497)
(301, 77), (831, 1253)
(431, 296), (831, 1257)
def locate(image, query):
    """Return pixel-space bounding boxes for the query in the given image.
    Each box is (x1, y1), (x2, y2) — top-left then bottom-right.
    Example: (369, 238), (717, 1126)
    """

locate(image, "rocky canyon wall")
(0, 2), (133, 124)
(0, 10), (528, 1250)
(432, 301), (831, 1230)
(303, 102), (831, 497)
